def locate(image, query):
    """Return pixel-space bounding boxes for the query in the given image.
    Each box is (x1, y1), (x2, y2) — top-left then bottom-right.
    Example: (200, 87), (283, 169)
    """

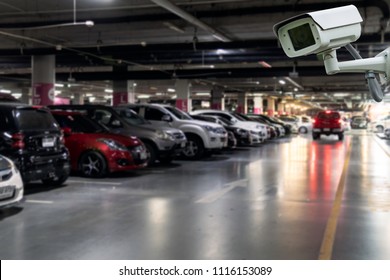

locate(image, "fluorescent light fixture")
(104, 89), (113, 93)
(278, 80), (286, 85)
(137, 94), (150, 99)
(0, 89), (11, 94)
(89, 97), (96, 102)
(209, 65), (215, 68)
(195, 92), (211, 96)
(55, 90), (61, 95)
(334, 93), (350, 97)
(55, 83), (64, 87)
(167, 88), (175, 92)
(216, 49), (228, 55)
(133, 83), (137, 86)
(171, 95), (177, 99)
(155, 92), (163, 96)
(294, 87), (299, 92)
(104, 95), (112, 99)
(11, 93), (22, 98)
(85, 93), (93, 97)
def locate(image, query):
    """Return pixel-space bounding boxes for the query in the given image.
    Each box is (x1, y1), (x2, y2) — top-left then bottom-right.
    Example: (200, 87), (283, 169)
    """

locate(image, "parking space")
(1, 133), (390, 260)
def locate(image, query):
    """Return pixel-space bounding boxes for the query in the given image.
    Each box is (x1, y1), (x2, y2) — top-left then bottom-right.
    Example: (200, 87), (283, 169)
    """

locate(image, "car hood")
(175, 119), (223, 129)
(140, 123), (183, 134)
(235, 121), (266, 130)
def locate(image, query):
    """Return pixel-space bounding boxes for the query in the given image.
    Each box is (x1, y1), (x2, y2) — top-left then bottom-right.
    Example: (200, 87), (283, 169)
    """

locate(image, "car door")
(143, 107), (169, 127)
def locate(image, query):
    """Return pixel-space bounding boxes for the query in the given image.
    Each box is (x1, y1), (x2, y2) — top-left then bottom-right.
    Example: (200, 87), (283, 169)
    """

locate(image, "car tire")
(182, 134), (204, 160)
(299, 126), (308, 134)
(312, 133), (320, 140)
(79, 151), (107, 178)
(42, 174), (69, 186)
(338, 133), (344, 141)
(143, 142), (157, 166)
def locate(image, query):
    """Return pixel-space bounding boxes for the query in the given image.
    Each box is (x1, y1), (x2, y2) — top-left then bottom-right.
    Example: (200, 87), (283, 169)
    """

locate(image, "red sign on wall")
(32, 83), (55, 105)
(113, 92), (128, 105)
(175, 99), (188, 112)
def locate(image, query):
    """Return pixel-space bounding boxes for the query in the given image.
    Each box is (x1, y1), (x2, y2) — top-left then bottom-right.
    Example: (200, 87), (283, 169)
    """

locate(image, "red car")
(312, 110), (344, 140)
(51, 111), (148, 177)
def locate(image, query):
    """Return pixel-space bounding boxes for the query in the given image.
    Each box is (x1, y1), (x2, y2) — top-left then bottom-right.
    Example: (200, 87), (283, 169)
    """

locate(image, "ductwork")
(150, 0), (232, 42)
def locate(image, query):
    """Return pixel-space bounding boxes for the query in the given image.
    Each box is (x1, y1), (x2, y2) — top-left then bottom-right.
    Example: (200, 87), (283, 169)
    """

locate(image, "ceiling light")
(86, 93), (93, 97)
(0, 89), (11, 94)
(55, 83), (64, 88)
(155, 92), (163, 96)
(278, 80), (286, 85)
(167, 88), (175, 92)
(55, 90), (62, 95)
(104, 89), (113, 93)
(171, 95), (177, 99)
(195, 92), (210, 96)
(11, 93), (22, 98)
(137, 94), (150, 99)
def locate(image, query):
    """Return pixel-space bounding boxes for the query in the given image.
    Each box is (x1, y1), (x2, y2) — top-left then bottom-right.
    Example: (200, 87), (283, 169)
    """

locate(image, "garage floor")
(1, 131), (390, 260)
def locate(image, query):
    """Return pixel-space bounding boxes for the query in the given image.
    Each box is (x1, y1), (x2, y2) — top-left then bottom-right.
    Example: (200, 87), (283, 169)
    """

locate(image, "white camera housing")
(274, 5), (363, 58)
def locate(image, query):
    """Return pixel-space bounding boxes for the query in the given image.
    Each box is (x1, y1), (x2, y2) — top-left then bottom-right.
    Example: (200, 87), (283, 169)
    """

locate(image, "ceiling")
(0, 0), (389, 110)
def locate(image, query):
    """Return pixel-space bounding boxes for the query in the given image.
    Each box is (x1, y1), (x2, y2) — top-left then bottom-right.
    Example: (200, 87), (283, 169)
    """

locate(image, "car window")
(117, 109), (148, 125)
(0, 110), (15, 130)
(165, 107), (192, 120)
(93, 109), (122, 128)
(16, 108), (59, 130)
(145, 107), (165, 121)
(317, 112), (340, 119)
(53, 114), (105, 133)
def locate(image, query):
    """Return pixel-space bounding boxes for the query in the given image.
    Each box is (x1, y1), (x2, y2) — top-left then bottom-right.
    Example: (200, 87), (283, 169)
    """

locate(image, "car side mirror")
(161, 114), (172, 122)
(62, 127), (72, 136)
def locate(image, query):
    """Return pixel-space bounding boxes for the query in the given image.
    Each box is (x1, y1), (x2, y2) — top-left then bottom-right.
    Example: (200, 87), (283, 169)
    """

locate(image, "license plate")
(0, 185), (15, 200)
(324, 128), (330, 132)
(42, 137), (55, 147)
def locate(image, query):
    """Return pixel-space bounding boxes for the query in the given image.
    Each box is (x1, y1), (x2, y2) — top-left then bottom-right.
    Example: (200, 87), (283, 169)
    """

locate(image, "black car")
(0, 103), (70, 185)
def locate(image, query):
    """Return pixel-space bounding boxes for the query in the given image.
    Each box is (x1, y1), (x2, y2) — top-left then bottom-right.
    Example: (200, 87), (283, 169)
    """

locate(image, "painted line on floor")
(372, 135), (390, 158)
(318, 141), (352, 260)
(67, 180), (122, 185)
(25, 199), (53, 204)
(195, 178), (248, 204)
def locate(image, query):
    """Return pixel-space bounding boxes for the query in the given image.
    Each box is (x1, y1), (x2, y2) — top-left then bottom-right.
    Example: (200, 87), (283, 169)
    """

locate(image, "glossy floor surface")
(1, 131), (390, 260)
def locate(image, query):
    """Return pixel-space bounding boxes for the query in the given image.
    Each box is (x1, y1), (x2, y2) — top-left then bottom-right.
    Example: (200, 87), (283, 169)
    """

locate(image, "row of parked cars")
(0, 95), (298, 209)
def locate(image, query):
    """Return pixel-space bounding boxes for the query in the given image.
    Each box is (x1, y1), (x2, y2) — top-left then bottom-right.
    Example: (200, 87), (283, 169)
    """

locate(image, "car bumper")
(0, 172), (24, 208)
(313, 128), (343, 134)
(108, 149), (148, 172)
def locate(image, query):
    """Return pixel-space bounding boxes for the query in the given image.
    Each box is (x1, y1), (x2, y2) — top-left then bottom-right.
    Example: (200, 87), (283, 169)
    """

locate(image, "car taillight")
(338, 119), (342, 124)
(312, 119), (316, 124)
(12, 133), (25, 149)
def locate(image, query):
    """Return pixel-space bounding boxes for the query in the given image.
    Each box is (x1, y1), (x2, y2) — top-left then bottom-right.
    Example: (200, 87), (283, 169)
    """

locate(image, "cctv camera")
(274, 5), (363, 58)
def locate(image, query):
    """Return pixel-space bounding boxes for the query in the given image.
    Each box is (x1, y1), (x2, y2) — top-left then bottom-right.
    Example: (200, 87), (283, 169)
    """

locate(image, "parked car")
(191, 115), (237, 148)
(0, 103), (70, 185)
(0, 155), (24, 208)
(124, 104), (227, 160)
(350, 116), (369, 129)
(50, 111), (148, 178)
(49, 104), (186, 165)
(246, 114), (287, 136)
(368, 115), (390, 132)
(191, 109), (268, 144)
(312, 110), (344, 140)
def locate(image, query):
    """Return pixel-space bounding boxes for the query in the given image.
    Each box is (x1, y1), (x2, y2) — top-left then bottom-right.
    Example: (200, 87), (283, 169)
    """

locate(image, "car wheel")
(338, 133), (344, 141)
(182, 134), (204, 160)
(299, 126), (308, 134)
(143, 142), (157, 166)
(42, 174), (69, 186)
(79, 151), (107, 178)
(312, 133), (320, 140)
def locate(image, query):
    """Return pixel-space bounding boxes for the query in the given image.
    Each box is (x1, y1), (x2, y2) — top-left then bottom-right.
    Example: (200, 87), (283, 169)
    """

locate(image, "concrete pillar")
(253, 96), (263, 114)
(211, 86), (225, 110)
(72, 92), (84, 105)
(112, 66), (136, 105)
(237, 93), (247, 114)
(32, 55), (55, 105)
(285, 104), (292, 115)
(175, 79), (191, 112)
(277, 101), (285, 115)
(267, 98), (275, 116)
(21, 87), (31, 104)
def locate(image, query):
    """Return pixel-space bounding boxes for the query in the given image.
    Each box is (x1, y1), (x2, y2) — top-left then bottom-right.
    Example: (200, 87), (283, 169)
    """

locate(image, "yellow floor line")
(318, 141), (352, 260)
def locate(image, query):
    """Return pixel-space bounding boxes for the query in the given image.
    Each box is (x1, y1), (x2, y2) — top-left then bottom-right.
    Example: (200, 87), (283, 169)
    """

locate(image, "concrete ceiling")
(0, 0), (389, 110)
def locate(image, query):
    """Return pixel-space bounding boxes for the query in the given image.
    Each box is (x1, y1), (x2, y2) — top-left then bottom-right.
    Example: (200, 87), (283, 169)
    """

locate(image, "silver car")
(0, 155), (23, 208)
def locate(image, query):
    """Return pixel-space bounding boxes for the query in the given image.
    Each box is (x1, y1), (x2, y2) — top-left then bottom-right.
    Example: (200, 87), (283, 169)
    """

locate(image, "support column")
(72, 92), (84, 105)
(32, 55), (55, 105)
(237, 93), (247, 114)
(267, 97), (275, 116)
(175, 79), (191, 112)
(21, 87), (31, 104)
(112, 66), (136, 105)
(211, 86), (225, 110)
(277, 101), (285, 115)
(253, 96), (263, 114)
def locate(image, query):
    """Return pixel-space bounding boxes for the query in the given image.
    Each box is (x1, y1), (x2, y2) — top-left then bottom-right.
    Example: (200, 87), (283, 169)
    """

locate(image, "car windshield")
(52, 114), (107, 133)
(16, 108), (59, 130)
(318, 112), (340, 119)
(229, 112), (247, 121)
(118, 109), (149, 125)
(165, 107), (192, 120)
(216, 117), (233, 126)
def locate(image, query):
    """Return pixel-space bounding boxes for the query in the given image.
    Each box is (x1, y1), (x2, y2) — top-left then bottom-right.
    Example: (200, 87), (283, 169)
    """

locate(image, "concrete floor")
(1, 131), (390, 260)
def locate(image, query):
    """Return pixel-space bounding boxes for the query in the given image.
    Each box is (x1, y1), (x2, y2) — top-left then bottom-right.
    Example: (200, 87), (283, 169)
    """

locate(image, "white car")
(368, 115), (390, 133)
(0, 155), (24, 208)
(191, 109), (268, 144)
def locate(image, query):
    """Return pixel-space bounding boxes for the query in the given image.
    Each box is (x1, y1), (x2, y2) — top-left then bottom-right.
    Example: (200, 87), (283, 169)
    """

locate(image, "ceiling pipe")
(150, 0), (232, 42)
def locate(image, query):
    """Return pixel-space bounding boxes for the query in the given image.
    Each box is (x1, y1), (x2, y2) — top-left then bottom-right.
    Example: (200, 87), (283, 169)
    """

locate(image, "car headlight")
(235, 128), (248, 136)
(97, 138), (128, 151)
(157, 130), (175, 141)
(202, 125), (216, 133)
